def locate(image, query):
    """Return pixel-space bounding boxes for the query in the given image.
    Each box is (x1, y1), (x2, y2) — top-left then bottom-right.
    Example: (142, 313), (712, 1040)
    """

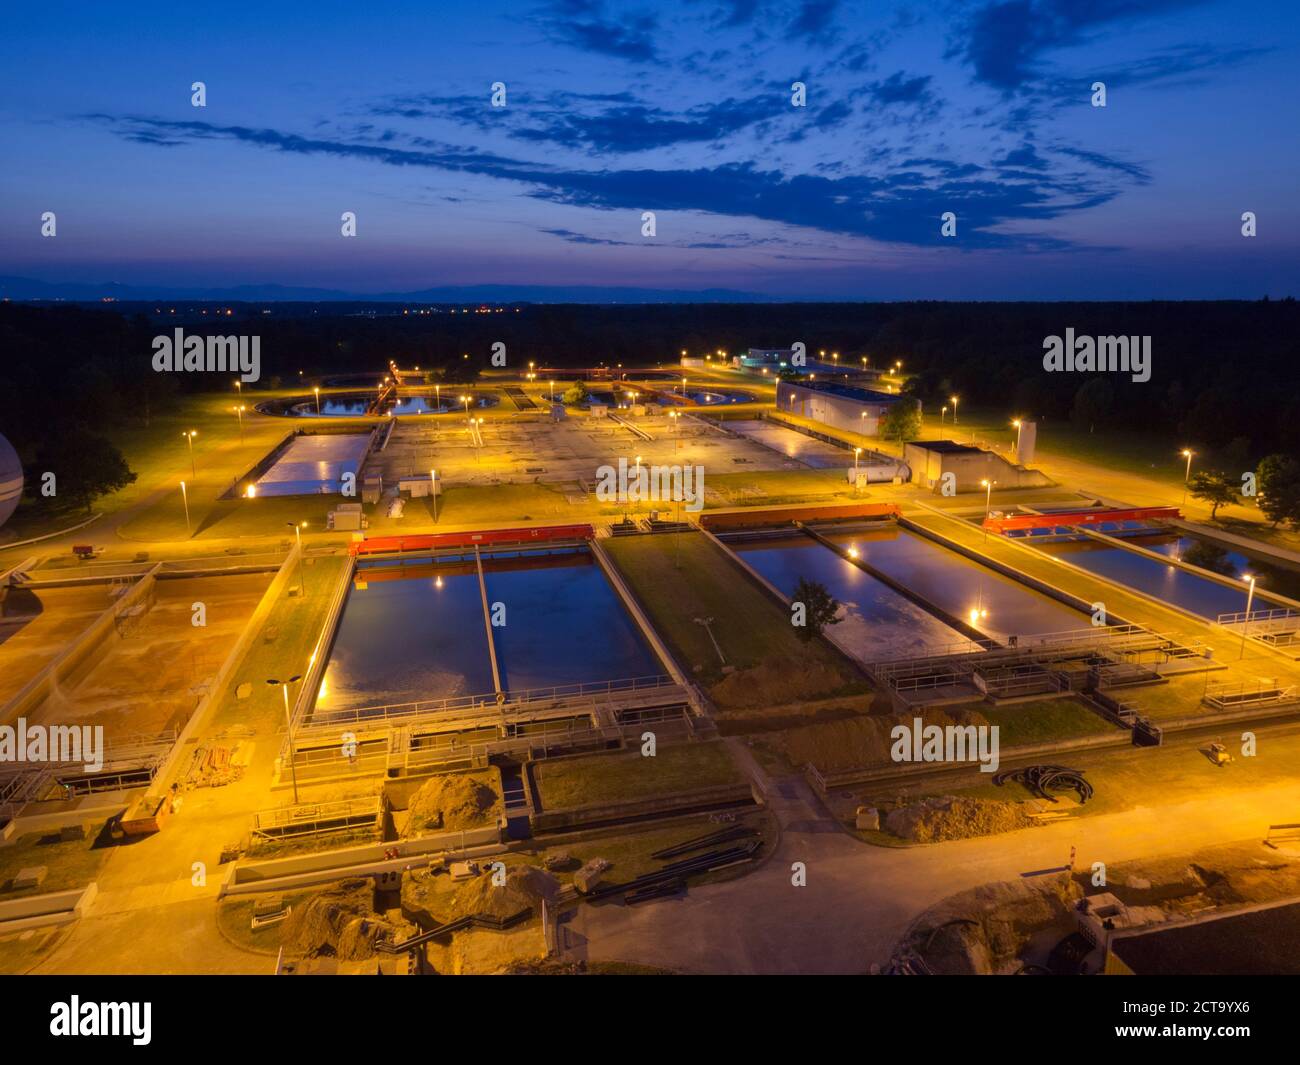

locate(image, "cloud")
(538, 2), (662, 62)
(88, 114), (1143, 253)
(788, 0), (840, 42)
(867, 72), (935, 105)
(956, 0), (1211, 89)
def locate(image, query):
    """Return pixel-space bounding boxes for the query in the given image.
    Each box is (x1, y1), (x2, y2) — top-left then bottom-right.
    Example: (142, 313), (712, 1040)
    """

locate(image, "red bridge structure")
(982, 506), (1181, 536)
(350, 524), (594, 556)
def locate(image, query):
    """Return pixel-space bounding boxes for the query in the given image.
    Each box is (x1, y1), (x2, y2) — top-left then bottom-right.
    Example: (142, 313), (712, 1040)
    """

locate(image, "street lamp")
(941, 405), (948, 424)
(550, 379), (556, 403)
(1181, 449), (1195, 506)
(179, 480), (190, 536)
(950, 396), (959, 425)
(313, 386), (321, 414)
(668, 409), (679, 452)
(1013, 418), (1023, 454)
(462, 394), (471, 423)
(981, 478), (996, 541)
(268, 674), (303, 804)
(182, 429), (198, 479)
(430, 469), (438, 523)
(233, 404), (246, 444)
(1240, 573), (1258, 659)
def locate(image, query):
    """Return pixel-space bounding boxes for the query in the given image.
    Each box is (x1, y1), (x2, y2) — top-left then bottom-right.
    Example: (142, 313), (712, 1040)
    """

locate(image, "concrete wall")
(0, 882), (97, 933)
(222, 824), (502, 896)
(904, 443), (1052, 493)
(776, 380), (911, 437)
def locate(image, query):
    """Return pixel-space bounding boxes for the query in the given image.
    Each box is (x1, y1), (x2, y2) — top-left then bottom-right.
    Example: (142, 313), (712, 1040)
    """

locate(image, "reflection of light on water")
(847, 546), (859, 559)
(435, 575), (444, 589)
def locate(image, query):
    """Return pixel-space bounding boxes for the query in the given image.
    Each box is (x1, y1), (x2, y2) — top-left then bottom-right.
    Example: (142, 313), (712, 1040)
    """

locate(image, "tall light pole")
(268, 674), (303, 804)
(982, 478), (996, 542)
(233, 404), (246, 444)
(182, 429), (197, 479)
(1240, 573), (1257, 659)
(430, 469), (438, 523)
(668, 409), (679, 452)
(941, 405), (948, 424)
(313, 386), (321, 415)
(462, 394), (471, 424)
(550, 379), (556, 403)
(1013, 418), (1023, 455)
(180, 480), (191, 536)
(1181, 449), (1195, 506)
(950, 396), (959, 425)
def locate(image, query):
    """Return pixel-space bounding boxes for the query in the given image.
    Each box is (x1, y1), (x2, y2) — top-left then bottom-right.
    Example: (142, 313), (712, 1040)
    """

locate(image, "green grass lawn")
(202, 554), (346, 739)
(1118, 674), (1217, 720)
(605, 531), (862, 690)
(0, 826), (112, 898)
(979, 697), (1118, 746)
(533, 741), (744, 810)
(877, 722), (1300, 820)
(6, 391), (312, 542)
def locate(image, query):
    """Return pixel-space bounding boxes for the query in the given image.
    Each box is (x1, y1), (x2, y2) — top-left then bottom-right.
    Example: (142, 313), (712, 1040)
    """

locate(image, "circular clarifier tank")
(0, 433), (23, 528)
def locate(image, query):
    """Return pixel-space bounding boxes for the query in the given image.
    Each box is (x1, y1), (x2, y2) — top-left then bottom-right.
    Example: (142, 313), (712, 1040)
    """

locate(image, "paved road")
(564, 754), (1300, 975)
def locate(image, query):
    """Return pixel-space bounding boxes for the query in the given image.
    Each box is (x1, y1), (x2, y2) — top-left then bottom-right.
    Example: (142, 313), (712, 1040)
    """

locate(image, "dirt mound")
(709, 656), (849, 709)
(907, 876), (1083, 974)
(449, 865), (561, 923)
(884, 794), (1034, 843)
(404, 772), (501, 836)
(281, 879), (406, 961)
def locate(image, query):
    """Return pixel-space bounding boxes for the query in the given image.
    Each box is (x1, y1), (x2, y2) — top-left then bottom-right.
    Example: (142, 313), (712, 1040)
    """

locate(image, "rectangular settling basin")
(313, 546), (662, 717)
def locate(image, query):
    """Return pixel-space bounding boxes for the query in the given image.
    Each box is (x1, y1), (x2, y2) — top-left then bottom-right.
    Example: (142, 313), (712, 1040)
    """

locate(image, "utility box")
(329, 502), (364, 531)
(398, 476), (431, 498)
(362, 474), (383, 505)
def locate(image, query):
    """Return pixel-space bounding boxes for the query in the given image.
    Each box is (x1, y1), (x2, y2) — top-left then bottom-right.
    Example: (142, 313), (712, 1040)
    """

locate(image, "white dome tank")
(0, 433), (23, 529)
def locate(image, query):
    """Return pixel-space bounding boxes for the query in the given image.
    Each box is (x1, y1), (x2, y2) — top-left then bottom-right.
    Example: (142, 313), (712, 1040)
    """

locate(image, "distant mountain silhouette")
(0, 275), (771, 304)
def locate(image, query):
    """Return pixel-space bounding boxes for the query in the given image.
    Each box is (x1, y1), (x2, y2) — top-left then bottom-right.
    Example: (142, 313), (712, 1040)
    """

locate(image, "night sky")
(1, 0), (1296, 299)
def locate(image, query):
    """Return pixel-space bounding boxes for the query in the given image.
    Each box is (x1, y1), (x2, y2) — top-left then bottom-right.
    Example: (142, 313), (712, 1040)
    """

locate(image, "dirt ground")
(0, 584), (115, 707)
(24, 571), (271, 738)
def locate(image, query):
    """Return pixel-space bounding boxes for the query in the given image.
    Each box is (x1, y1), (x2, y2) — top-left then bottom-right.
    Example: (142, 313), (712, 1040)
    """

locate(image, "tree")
(34, 424), (137, 512)
(1256, 454), (1300, 528)
(1188, 470), (1238, 519)
(792, 577), (841, 642)
(562, 381), (588, 406)
(879, 401), (922, 442)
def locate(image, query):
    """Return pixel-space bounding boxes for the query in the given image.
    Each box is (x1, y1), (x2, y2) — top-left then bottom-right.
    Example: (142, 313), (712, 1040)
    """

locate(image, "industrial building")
(775, 379), (915, 436)
(903, 439), (1053, 494)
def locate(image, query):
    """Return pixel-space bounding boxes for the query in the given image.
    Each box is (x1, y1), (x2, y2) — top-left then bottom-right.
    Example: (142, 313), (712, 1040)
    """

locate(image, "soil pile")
(709, 656), (850, 709)
(404, 773), (501, 836)
(884, 795), (1034, 843)
(281, 879), (407, 960)
(448, 865), (561, 923)
(910, 876), (1083, 974)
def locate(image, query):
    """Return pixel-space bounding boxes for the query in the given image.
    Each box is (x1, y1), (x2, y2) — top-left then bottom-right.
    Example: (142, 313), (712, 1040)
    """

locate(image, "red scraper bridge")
(981, 506), (1181, 535)
(350, 524), (594, 556)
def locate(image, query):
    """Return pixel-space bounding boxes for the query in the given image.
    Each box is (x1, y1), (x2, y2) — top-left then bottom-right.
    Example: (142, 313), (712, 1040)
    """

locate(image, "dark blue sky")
(1, 0), (1296, 299)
